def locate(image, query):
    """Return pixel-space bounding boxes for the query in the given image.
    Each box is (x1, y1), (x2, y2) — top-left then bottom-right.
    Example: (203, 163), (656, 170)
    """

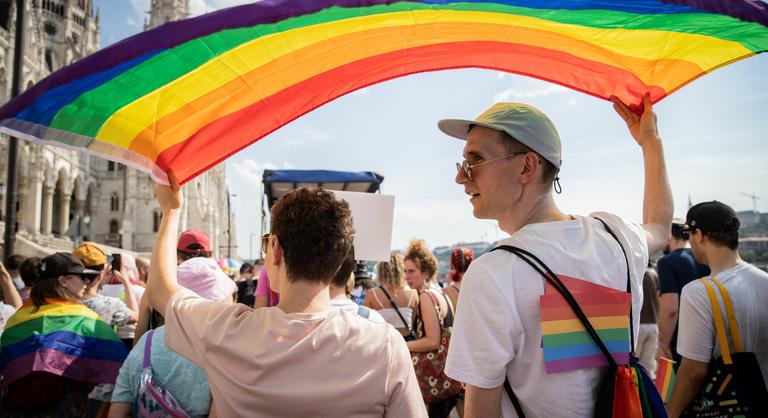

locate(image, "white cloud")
(126, 17), (141, 28)
(351, 87), (371, 97)
(494, 83), (569, 102)
(284, 129), (331, 147)
(231, 159), (295, 190)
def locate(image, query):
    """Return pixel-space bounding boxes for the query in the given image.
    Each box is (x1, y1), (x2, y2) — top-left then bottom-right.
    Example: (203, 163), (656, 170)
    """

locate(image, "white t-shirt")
(445, 213), (648, 418)
(677, 263), (768, 383)
(100, 284), (145, 339)
(0, 302), (17, 337)
(165, 289), (426, 417)
(330, 295), (386, 323)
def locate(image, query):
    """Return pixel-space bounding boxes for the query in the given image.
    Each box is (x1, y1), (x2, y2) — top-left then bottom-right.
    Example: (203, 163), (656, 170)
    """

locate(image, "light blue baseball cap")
(438, 102), (562, 169)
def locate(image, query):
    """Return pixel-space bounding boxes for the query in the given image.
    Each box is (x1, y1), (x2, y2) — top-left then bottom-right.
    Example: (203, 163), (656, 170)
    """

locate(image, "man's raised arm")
(147, 172), (184, 314)
(612, 94), (673, 255)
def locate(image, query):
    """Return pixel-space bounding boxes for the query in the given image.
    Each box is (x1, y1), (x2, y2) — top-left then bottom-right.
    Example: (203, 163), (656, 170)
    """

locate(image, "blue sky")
(95, 1), (768, 259)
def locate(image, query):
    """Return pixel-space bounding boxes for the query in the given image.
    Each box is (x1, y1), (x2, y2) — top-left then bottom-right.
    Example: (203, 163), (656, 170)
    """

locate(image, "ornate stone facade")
(0, 0), (236, 258)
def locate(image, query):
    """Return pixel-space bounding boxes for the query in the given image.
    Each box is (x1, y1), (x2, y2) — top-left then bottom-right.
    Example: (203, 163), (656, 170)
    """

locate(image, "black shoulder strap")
(493, 245), (620, 365)
(378, 286), (411, 329)
(592, 217), (635, 354)
(493, 239), (631, 417)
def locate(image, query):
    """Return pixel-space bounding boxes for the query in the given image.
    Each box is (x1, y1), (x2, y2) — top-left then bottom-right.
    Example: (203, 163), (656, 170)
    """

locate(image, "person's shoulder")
(744, 263), (768, 280)
(680, 278), (707, 300)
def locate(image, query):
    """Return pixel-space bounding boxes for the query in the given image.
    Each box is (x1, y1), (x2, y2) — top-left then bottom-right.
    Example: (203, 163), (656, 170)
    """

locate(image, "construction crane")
(740, 192), (761, 212)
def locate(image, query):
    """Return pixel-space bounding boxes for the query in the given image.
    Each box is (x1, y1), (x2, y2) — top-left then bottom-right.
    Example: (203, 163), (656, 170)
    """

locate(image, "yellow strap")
(711, 277), (745, 353)
(701, 278), (732, 364)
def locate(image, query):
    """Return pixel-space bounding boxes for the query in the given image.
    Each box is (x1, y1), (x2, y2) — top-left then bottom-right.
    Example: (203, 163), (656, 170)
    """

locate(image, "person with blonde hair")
(365, 253), (418, 337)
(404, 240), (459, 416)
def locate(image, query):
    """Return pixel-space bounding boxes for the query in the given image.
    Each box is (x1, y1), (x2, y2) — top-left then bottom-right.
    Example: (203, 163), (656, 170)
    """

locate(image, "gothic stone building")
(0, 0), (236, 258)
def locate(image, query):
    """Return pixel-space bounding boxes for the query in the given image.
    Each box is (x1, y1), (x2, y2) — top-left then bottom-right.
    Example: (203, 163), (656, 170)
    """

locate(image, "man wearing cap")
(441, 95), (672, 417)
(177, 229), (212, 263)
(667, 201), (768, 417)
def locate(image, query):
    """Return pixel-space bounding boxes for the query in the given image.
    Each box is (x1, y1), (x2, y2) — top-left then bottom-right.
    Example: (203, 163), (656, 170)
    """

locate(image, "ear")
(270, 236), (283, 267)
(518, 153), (541, 185)
(57, 275), (68, 288)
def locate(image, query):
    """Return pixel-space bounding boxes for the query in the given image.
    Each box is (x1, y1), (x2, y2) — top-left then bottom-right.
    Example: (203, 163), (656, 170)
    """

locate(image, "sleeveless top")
(371, 288), (415, 329)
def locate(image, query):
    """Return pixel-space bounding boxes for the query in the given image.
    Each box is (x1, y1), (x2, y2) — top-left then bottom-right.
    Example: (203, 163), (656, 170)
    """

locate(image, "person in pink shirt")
(253, 267), (279, 308)
(146, 175), (426, 417)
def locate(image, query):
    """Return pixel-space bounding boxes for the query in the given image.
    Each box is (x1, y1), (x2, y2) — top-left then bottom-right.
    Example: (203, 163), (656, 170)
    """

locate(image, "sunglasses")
(456, 152), (527, 181)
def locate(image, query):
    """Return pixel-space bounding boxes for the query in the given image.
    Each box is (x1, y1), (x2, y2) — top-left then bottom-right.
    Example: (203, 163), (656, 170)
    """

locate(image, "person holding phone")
(100, 252), (143, 347)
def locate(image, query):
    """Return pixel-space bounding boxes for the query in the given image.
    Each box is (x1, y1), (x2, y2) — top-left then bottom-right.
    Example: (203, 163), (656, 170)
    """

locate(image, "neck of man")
(276, 277), (332, 314)
(668, 239), (688, 252)
(498, 191), (570, 234)
(328, 285), (346, 300)
(704, 246), (743, 277)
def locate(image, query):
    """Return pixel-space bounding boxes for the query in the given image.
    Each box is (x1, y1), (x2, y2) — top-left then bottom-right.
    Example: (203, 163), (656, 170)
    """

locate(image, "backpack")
(135, 330), (193, 418)
(493, 218), (667, 418)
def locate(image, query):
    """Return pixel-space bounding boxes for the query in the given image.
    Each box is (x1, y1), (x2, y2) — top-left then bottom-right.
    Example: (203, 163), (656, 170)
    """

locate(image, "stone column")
(72, 199), (85, 240)
(41, 185), (54, 235)
(58, 192), (71, 237)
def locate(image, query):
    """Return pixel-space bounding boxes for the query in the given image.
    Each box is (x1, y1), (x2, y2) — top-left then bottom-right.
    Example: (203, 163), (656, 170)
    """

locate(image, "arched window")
(107, 161), (115, 171)
(153, 210), (162, 233)
(110, 193), (120, 211)
(109, 219), (119, 234)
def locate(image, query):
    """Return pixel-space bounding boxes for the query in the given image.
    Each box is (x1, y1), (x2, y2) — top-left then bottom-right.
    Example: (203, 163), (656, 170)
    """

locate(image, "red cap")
(177, 229), (211, 254)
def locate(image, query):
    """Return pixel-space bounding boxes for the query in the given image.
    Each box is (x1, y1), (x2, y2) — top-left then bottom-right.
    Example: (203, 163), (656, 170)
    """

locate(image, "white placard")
(331, 190), (395, 262)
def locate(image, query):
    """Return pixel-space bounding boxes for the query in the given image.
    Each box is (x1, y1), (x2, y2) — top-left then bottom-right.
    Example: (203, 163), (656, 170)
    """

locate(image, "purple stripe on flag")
(544, 352), (630, 374)
(661, 0), (768, 26)
(0, 349), (122, 389)
(0, 0), (393, 119)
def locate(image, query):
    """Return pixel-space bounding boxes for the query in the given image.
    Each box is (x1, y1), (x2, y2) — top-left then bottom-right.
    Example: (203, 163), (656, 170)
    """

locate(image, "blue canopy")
(262, 169), (384, 208)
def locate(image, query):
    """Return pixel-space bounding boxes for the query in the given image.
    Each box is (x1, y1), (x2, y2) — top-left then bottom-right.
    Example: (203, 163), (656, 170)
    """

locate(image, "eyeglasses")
(67, 274), (92, 285)
(261, 233), (272, 257)
(456, 152), (527, 181)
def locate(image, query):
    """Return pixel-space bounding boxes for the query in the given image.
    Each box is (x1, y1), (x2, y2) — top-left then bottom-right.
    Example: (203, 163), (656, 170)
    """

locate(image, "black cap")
(686, 201), (740, 234)
(37, 252), (92, 280)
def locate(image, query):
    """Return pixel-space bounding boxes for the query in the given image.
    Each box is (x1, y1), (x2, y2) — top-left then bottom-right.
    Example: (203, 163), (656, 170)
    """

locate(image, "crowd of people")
(0, 96), (766, 418)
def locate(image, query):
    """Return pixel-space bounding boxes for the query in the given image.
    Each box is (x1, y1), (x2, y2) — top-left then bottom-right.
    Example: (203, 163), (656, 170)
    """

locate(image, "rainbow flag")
(655, 356), (676, 402)
(0, 299), (128, 389)
(0, 1), (766, 184)
(541, 275), (631, 374)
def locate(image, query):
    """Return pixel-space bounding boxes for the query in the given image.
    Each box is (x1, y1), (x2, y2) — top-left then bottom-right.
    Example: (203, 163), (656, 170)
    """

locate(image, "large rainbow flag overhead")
(0, 299), (128, 389)
(0, 0), (766, 184)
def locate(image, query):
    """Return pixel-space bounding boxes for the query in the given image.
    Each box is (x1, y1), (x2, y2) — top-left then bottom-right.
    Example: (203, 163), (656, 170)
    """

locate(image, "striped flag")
(541, 275), (631, 374)
(0, 299), (128, 389)
(655, 356), (677, 402)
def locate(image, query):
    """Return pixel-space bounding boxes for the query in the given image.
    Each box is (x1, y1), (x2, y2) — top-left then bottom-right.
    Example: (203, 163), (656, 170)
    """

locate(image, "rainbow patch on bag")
(540, 276), (631, 374)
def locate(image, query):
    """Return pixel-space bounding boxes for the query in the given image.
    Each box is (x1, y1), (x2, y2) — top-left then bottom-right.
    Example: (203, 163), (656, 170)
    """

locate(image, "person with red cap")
(134, 228), (219, 343)
(177, 229), (212, 262)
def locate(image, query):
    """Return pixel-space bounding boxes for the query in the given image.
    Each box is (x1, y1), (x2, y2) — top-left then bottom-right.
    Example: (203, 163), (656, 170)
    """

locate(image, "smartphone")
(111, 253), (122, 272)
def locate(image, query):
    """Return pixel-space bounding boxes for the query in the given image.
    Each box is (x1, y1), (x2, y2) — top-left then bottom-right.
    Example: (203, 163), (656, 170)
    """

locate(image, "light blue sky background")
(95, 1), (768, 259)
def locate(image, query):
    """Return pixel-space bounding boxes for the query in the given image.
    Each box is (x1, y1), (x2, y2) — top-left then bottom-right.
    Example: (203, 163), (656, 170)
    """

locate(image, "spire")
(146, 0), (190, 31)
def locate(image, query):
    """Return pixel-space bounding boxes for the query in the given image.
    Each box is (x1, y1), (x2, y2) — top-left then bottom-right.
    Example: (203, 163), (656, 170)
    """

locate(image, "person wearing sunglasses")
(146, 174), (426, 417)
(0, 253), (127, 417)
(440, 95), (673, 418)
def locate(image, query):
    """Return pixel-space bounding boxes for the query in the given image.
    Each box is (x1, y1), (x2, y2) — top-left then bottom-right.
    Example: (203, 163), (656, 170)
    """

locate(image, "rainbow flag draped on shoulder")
(0, 299), (128, 389)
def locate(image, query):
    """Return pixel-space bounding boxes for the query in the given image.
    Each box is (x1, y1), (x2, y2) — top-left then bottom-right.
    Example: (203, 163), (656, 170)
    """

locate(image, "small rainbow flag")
(655, 356), (676, 402)
(0, 299), (128, 389)
(541, 275), (631, 374)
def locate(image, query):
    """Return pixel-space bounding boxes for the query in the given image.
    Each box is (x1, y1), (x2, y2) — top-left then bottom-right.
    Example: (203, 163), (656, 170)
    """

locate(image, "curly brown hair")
(404, 239), (438, 279)
(377, 253), (405, 288)
(270, 187), (355, 283)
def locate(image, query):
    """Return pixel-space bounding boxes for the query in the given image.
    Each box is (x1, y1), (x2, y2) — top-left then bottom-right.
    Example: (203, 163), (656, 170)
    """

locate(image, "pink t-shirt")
(254, 268), (279, 306)
(165, 289), (426, 417)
